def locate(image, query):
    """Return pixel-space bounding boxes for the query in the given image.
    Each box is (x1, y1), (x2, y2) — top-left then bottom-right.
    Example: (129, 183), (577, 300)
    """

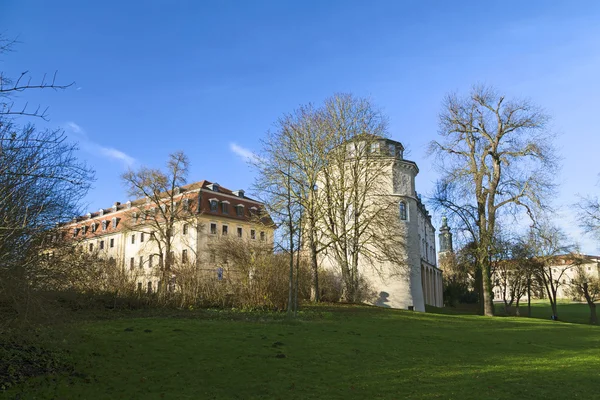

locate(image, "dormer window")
(250, 206), (258, 216)
(236, 204), (244, 216)
(73, 228), (79, 237)
(222, 201), (230, 214)
(133, 212), (138, 223)
(208, 183), (220, 192)
(174, 186), (181, 195)
(126, 201), (132, 209)
(370, 142), (380, 153)
(101, 220), (108, 231)
(182, 198), (190, 211)
(111, 217), (118, 228)
(209, 199), (218, 212)
(86, 213), (92, 220)
(91, 223), (97, 233)
(233, 190), (245, 198)
(99, 209), (104, 216)
(82, 226), (87, 235)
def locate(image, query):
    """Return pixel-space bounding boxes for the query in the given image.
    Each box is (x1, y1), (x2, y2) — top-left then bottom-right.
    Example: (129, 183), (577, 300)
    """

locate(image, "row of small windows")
(209, 223), (265, 240)
(346, 141), (401, 157)
(128, 250), (189, 271)
(85, 223), (265, 252)
(88, 238), (115, 252)
(74, 218), (120, 236)
(209, 199), (258, 217)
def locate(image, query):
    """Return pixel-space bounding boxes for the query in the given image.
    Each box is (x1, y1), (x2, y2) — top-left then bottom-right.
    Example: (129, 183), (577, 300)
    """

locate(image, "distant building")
(59, 181), (274, 292)
(493, 254), (600, 301)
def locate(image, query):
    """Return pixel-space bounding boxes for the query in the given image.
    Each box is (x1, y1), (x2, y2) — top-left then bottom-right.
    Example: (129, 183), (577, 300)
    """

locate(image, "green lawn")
(493, 300), (595, 325)
(7, 305), (600, 400)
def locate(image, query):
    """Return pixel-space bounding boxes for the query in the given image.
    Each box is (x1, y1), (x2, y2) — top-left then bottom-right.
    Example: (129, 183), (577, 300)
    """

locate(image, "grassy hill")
(6, 304), (600, 399)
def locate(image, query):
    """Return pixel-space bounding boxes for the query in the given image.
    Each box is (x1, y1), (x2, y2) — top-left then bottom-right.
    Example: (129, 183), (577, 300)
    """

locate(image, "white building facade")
(318, 136), (443, 312)
(60, 181), (274, 292)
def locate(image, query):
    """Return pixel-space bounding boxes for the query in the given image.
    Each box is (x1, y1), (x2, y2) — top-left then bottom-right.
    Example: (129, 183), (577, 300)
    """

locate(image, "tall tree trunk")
(550, 297), (558, 320)
(527, 278), (531, 318)
(287, 237), (294, 316)
(308, 228), (319, 302)
(481, 260), (494, 316)
(589, 302), (597, 325)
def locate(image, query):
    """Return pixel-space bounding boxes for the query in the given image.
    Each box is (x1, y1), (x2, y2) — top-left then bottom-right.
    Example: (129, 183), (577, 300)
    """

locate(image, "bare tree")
(567, 264), (600, 324)
(429, 85), (558, 316)
(317, 94), (405, 303)
(254, 104), (333, 302)
(1, 35), (73, 120)
(492, 238), (533, 316)
(0, 36), (93, 326)
(254, 129), (304, 315)
(577, 193), (600, 244)
(526, 224), (574, 320)
(121, 152), (196, 296)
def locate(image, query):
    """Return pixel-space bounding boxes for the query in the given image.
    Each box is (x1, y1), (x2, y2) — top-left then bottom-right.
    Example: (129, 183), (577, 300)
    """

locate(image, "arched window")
(399, 201), (407, 220)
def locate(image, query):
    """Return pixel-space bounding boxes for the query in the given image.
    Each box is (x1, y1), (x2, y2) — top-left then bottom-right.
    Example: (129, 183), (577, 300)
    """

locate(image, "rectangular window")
(370, 142), (380, 153)
(182, 198), (189, 211)
(222, 225), (228, 236)
(89, 243), (94, 252)
(346, 143), (356, 156)
(110, 238), (114, 248)
(140, 232), (144, 242)
(100, 240), (105, 250)
(389, 144), (396, 156)
(237, 227), (243, 238)
(236, 205), (244, 216)
(182, 249), (188, 264)
(149, 255), (153, 269)
(251, 229), (256, 240)
(210, 200), (218, 212)
(260, 231), (265, 241)
(130, 257), (135, 270)
(222, 202), (229, 214)
(217, 267), (223, 281)
(210, 223), (217, 235)
(131, 234), (135, 244)
(183, 223), (188, 235)
(139, 256), (143, 269)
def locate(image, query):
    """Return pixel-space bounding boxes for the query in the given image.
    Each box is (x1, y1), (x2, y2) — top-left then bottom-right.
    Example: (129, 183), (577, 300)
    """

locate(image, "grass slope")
(8, 305), (600, 400)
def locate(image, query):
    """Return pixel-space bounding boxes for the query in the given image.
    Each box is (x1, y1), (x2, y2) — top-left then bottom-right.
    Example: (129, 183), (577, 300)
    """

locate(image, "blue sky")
(2, 1), (600, 252)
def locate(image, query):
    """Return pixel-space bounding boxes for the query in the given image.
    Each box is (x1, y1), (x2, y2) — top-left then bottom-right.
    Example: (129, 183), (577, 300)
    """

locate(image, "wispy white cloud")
(230, 142), (259, 163)
(66, 121), (85, 136)
(65, 121), (136, 168)
(98, 147), (136, 167)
